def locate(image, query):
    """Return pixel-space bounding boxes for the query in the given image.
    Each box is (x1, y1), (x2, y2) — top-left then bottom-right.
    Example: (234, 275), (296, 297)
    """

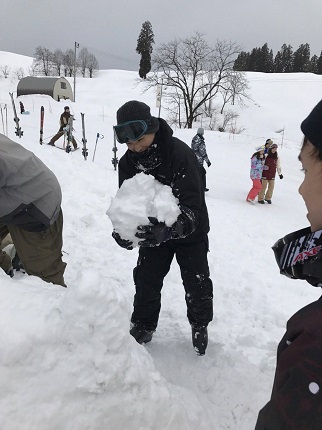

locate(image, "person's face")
(298, 141), (322, 231)
(271, 147), (277, 153)
(126, 133), (155, 153)
(259, 150), (264, 157)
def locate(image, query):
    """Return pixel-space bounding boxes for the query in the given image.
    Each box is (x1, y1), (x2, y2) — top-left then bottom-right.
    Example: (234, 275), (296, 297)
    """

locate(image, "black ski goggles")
(113, 120), (149, 144)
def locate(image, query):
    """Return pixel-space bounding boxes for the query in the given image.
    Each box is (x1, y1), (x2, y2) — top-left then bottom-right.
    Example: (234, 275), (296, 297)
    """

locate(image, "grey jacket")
(191, 133), (210, 166)
(0, 134), (62, 231)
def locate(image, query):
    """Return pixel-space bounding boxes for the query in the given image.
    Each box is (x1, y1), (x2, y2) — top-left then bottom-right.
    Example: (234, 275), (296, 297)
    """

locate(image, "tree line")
(233, 43), (322, 73)
(32, 46), (99, 78)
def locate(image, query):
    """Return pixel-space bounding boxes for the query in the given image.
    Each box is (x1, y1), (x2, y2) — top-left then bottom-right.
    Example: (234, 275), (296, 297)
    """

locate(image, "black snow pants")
(131, 237), (213, 331)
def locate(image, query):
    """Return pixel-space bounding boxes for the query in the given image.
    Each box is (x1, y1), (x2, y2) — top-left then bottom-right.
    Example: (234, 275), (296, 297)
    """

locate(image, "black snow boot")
(192, 326), (208, 356)
(130, 326), (153, 344)
(12, 249), (24, 272)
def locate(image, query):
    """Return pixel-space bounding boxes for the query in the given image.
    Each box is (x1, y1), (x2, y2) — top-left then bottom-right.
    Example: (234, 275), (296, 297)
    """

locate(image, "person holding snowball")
(111, 100), (213, 356)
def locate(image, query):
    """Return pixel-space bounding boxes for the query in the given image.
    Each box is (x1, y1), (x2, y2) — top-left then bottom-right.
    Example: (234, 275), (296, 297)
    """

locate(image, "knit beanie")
(116, 100), (159, 135)
(265, 139), (273, 146)
(197, 127), (204, 135)
(301, 100), (322, 149)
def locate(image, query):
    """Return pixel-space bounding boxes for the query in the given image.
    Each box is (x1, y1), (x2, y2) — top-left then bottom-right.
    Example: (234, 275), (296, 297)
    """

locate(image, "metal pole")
(158, 78), (163, 117)
(73, 42), (79, 102)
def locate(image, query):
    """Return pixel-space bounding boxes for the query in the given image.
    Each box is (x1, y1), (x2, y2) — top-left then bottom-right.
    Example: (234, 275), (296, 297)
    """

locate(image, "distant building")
(17, 77), (74, 101)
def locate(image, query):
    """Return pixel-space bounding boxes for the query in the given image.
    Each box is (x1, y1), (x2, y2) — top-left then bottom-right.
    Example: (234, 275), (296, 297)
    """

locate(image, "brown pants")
(258, 179), (275, 201)
(50, 130), (77, 149)
(0, 210), (66, 287)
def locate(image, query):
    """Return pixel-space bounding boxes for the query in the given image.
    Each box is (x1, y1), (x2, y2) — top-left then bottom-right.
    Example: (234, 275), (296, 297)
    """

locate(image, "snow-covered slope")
(0, 51), (321, 430)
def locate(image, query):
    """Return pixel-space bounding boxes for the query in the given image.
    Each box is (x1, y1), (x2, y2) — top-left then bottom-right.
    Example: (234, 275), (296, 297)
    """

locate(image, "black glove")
(279, 174), (283, 179)
(112, 230), (133, 250)
(206, 160), (211, 167)
(135, 217), (172, 247)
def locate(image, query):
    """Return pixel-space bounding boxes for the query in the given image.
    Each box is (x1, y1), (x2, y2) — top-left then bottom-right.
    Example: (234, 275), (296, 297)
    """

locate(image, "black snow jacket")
(118, 118), (210, 243)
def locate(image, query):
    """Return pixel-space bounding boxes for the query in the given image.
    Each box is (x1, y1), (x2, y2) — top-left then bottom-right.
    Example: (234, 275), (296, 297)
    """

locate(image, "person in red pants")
(246, 146), (265, 204)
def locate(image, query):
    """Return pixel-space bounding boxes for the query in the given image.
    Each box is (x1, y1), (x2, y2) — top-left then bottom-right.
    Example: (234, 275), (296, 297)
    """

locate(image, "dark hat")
(197, 127), (204, 135)
(301, 100), (322, 148)
(64, 106), (70, 110)
(116, 100), (159, 135)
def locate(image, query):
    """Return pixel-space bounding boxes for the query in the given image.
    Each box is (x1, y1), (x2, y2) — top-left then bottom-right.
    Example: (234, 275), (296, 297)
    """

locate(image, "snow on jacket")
(261, 151), (282, 180)
(191, 133), (210, 166)
(250, 155), (265, 179)
(0, 134), (62, 231)
(118, 118), (210, 243)
(255, 296), (322, 429)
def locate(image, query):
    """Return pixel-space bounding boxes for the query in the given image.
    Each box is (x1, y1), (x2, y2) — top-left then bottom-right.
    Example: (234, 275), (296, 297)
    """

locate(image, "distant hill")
(0, 51), (34, 78)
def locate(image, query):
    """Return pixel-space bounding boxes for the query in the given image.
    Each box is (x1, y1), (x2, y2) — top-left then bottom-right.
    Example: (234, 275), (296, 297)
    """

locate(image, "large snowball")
(107, 173), (181, 247)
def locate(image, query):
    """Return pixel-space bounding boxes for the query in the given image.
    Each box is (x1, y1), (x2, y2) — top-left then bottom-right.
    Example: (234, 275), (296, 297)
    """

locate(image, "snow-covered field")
(0, 51), (321, 429)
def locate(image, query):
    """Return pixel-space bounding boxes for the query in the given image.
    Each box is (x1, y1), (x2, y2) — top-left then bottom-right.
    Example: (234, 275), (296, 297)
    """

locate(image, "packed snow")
(0, 52), (321, 430)
(107, 173), (181, 247)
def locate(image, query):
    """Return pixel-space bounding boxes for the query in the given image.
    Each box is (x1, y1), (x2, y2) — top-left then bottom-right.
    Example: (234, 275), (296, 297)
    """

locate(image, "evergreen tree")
(310, 54), (318, 73)
(274, 44), (293, 72)
(317, 51), (322, 74)
(233, 51), (250, 71)
(136, 21), (155, 79)
(257, 43), (274, 72)
(293, 43), (311, 72)
(248, 47), (260, 71)
(273, 51), (283, 72)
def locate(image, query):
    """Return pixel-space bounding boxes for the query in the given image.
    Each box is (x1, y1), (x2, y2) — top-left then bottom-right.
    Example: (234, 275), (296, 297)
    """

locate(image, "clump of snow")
(106, 172), (181, 246)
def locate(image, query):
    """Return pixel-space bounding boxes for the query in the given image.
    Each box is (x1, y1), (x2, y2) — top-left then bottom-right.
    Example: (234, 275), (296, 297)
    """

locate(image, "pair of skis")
(9, 92), (23, 138)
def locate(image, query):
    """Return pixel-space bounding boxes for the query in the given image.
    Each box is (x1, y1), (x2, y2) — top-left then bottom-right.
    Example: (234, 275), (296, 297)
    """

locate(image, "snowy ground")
(0, 52), (321, 429)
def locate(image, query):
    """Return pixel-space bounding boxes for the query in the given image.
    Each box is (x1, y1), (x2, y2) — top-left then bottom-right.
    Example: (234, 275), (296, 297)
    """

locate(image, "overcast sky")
(2, 0), (322, 70)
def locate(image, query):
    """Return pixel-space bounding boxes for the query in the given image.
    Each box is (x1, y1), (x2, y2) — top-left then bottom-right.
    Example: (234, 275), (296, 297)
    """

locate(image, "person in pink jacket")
(246, 146), (265, 204)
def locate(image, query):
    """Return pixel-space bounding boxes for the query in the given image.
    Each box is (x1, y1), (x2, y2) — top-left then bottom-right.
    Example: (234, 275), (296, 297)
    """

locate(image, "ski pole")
(92, 133), (104, 162)
(0, 106), (4, 134)
(5, 104), (8, 136)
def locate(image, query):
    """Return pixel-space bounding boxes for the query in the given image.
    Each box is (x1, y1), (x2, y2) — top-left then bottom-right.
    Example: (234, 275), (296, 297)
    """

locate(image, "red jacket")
(262, 152), (281, 180)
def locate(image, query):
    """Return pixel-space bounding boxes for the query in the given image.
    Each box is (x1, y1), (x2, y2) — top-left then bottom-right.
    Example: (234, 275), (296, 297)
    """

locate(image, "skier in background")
(258, 143), (283, 204)
(246, 145), (265, 204)
(191, 127), (211, 191)
(0, 134), (67, 287)
(264, 138), (273, 156)
(48, 106), (77, 149)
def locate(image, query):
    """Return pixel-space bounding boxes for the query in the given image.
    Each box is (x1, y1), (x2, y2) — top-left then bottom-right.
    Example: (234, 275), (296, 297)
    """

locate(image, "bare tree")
(63, 49), (74, 77)
(52, 49), (64, 76)
(0, 65), (11, 78)
(34, 46), (53, 76)
(78, 48), (90, 77)
(145, 32), (242, 128)
(13, 67), (25, 80)
(220, 109), (239, 131)
(219, 71), (250, 114)
(87, 53), (99, 78)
